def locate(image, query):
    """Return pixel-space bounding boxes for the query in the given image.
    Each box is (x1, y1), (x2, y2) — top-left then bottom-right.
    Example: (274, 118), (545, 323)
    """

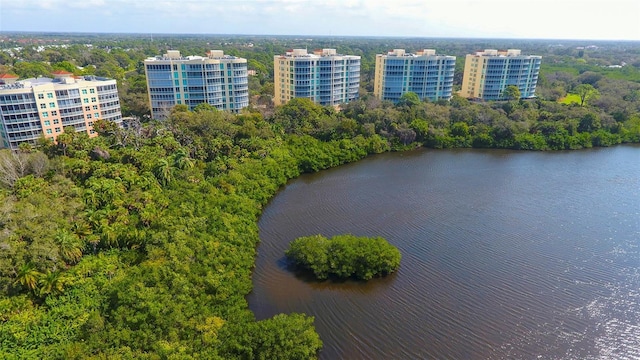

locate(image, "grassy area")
(559, 93), (581, 104)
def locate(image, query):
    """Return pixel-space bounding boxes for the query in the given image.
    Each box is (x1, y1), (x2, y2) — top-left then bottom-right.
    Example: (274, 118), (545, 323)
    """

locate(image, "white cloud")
(1, 0), (638, 39)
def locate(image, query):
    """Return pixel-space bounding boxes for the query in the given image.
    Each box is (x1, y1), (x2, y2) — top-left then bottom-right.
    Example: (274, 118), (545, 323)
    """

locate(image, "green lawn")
(559, 93), (581, 105)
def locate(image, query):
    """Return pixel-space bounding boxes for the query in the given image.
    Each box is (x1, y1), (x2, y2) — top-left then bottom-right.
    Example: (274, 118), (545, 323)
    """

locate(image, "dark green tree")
(502, 85), (521, 101)
(397, 92), (421, 107)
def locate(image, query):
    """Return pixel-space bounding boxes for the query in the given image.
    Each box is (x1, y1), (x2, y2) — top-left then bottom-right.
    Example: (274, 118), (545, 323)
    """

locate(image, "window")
(85, 106), (90, 111)
(82, 89), (88, 94)
(47, 93), (53, 98)
(38, 94), (44, 99)
(94, 113), (99, 118)
(87, 114), (92, 119)
(53, 119), (59, 124)
(90, 89), (95, 94)
(46, 129), (52, 134)
(51, 111), (57, 116)
(44, 120), (50, 126)
(92, 105), (98, 110)
(84, 98), (89, 103)
(40, 103), (47, 109)
(91, 97), (96, 102)
(55, 127), (61, 133)
(49, 102), (55, 108)
(42, 112), (49, 118)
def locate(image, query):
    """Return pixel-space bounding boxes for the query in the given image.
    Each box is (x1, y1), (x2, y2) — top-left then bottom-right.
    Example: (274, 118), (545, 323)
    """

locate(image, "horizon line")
(1, 30), (638, 43)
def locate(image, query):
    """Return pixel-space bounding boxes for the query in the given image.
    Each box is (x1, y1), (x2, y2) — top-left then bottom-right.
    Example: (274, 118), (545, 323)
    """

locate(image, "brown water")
(248, 146), (640, 359)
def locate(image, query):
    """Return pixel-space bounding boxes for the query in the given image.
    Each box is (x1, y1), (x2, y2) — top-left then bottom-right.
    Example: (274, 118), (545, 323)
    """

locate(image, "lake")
(248, 146), (640, 359)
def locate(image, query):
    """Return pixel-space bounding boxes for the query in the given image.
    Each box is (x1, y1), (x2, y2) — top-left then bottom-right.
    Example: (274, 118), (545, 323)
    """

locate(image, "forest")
(0, 34), (639, 359)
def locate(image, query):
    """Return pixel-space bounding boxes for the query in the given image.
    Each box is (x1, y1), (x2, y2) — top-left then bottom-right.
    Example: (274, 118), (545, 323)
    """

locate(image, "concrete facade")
(374, 49), (456, 103)
(144, 50), (249, 119)
(274, 49), (360, 106)
(460, 49), (541, 101)
(0, 71), (122, 149)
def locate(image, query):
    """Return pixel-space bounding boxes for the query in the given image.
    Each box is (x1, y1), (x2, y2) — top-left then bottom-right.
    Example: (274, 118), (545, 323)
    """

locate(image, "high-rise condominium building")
(461, 49), (541, 101)
(144, 50), (249, 120)
(0, 71), (122, 149)
(374, 49), (456, 103)
(274, 49), (360, 106)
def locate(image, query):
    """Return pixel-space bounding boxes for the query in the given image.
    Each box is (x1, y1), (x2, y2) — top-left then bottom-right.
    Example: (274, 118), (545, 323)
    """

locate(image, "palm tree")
(99, 223), (119, 248)
(55, 230), (83, 264)
(153, 158), (173, 186)
(15, 263), (42, 291)
(173, 148), (194, 170)
(71, 220), (92, 241)
(83, 189), (99, 208)
(38, 270), (65, 296)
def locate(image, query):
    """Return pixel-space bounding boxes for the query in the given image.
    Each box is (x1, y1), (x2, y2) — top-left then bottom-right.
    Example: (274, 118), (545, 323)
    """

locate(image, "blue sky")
(1, 0), (639, 40)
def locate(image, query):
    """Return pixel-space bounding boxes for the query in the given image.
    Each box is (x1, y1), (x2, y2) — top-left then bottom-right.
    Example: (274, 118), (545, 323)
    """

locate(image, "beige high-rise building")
(274, 49), (360, 106)
(460, 49), (541, 101)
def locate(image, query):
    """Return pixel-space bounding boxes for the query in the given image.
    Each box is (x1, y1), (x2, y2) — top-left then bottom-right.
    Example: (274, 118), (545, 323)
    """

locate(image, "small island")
(285, 234), (402, 280)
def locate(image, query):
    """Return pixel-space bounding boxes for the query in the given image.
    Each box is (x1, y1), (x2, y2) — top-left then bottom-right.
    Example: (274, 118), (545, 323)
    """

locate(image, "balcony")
(6, 123), (42, 133)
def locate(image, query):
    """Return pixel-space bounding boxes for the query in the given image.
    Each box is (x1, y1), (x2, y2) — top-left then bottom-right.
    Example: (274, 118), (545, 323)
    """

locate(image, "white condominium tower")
(144, 50), (249, 120)
(374, 49), (456, 103)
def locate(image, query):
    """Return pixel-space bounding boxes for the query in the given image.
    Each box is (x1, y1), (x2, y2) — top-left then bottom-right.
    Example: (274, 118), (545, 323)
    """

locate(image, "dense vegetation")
(0, 104), (393, 358)
(286, 234), (401, 281)
(0, 35), (639, 358)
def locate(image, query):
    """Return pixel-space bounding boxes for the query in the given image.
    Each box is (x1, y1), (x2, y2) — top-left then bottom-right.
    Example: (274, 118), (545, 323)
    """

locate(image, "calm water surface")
(248, 146), (640, 359)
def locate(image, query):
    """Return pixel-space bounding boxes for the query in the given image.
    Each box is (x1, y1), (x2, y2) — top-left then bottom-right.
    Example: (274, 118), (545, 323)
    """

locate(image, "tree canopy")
(285, 234), (402, 280)
(502, 85), (522, 101)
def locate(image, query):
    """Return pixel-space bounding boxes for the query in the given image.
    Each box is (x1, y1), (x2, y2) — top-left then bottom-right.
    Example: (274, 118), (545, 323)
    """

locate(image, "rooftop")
(381, 49), (454, 58)
(279, 48), (359, 59)
(145, 50), (243, 62)
(471, 49), (539, 57)
(0, 75), (115, 91)
(51, 70), (74, 76)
